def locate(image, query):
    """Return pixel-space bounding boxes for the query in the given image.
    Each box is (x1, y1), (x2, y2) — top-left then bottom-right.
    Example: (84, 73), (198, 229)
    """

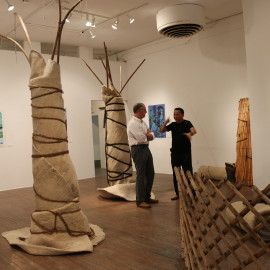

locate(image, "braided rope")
(30, 86), (63, 91)
(33, 186), (79, 203)
(31, 104), (66, 111)
(31, 187), (93, 237)
(32, 150), (69, 158)
(32, 115), (66, 125)
(103, 96), (132, 184)
(107, 143), (130, 153)
(32, 134), (68, 142)
(107, 174), (133, 182)
(106, 153), (132, 167)
(31, 86), (68, 158)
(31, 90), (63, 100)
(30, 212), (93, 237)
(106, 117), (127, 127)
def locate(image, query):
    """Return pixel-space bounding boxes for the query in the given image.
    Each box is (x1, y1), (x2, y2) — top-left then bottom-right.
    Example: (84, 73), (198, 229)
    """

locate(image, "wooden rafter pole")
(51, 0), (83, 63)
(14, 12), (32, 51)
(0, 13), (32, 62)
(99, 56), (108, 87)
(81, 59), (104, 85)
(103, 42), (113, 87)
(120, 59), (145, 94)
(0, 34), (29, 61)
(56, 0), (62, 64)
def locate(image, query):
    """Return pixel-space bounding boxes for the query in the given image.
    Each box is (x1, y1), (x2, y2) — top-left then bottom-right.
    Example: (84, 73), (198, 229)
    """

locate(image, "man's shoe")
(147, 198), (159, 204)
(137, 202), (151, 208)
(171, 196), (179, 200)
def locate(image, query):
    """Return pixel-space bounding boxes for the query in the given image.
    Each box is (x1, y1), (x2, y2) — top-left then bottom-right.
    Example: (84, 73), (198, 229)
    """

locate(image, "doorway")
(91, 100), (106, 177)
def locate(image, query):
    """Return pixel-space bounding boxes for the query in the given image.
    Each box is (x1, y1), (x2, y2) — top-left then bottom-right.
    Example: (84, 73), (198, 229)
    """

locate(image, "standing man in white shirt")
(127, 103), (159, 208)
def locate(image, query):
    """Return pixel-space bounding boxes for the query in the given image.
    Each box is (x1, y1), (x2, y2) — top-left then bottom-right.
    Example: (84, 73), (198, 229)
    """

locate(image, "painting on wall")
(0, 112), (3, 144)
(148, 104), (166, 138)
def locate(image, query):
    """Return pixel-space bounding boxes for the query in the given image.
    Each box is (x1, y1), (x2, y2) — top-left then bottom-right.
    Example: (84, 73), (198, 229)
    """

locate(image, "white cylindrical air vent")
(156, 4), (205, 38)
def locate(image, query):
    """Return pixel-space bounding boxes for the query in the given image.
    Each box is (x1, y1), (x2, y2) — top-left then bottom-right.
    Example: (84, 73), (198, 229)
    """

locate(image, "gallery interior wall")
(121, 13), (248, 178)
(242, 0), (270, 189)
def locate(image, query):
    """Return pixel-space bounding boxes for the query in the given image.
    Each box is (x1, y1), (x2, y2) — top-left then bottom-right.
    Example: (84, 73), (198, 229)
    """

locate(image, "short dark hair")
(174, 107), (184, 114)
(133, 103), (145, 113)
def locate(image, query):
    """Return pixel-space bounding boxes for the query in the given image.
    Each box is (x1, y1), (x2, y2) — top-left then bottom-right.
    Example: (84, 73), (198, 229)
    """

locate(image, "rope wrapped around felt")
(102, 85), (133, 186)
(1, 2), (105, 255)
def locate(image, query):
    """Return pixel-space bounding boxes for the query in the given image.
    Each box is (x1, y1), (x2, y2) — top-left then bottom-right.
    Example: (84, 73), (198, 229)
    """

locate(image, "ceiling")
(0, 0), (243, 56)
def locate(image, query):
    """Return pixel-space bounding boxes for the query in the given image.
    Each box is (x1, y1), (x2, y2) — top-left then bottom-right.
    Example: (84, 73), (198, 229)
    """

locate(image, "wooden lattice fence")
(175, 168), (270, 270)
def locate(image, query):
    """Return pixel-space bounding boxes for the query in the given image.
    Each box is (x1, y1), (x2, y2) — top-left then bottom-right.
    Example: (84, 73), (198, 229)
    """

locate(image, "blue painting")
(0, 112), (3, 144)
(148, 104), (166, 138)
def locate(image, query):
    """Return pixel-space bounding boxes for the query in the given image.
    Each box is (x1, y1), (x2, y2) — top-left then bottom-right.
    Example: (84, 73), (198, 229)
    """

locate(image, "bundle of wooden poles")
(175, 168), (270, 270)
(235, 98), (253, 186)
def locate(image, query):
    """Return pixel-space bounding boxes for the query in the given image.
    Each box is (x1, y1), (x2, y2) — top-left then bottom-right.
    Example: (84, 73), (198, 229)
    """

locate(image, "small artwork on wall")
(0, 112), (3, 144)
(148, 104), (166, 138)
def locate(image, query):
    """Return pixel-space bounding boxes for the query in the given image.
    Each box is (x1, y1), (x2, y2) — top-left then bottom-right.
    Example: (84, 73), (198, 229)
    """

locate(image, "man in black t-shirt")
(160, 108), (197, 200)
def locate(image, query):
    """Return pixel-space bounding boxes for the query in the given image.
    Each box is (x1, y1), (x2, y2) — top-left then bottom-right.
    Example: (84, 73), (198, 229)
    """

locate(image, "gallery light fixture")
(128, 14), (135, 24)
(91, 16), (96, 28)
(111, 19), (118, 30)
(69, 3), (148, 36)
(4, 0), (14, 11)
(85, 15), (91, 27)
(89, 30), (96, 39)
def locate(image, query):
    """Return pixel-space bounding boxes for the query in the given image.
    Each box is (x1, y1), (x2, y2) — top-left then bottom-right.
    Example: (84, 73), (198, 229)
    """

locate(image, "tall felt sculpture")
(1, 1), (104, 255)
(235, 97), (253, 186)
(101, 84), (133, 185)
(83, 44), (147, 200)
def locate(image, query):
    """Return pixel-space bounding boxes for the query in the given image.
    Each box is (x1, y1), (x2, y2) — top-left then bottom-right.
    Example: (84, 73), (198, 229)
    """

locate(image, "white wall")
(242, 0), (270, 189)
(0, 48), (123, 191)
(120, 14), (248, 174)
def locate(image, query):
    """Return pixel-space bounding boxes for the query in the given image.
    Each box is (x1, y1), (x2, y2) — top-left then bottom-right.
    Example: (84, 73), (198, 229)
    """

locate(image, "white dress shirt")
(127, 116), (154, 146)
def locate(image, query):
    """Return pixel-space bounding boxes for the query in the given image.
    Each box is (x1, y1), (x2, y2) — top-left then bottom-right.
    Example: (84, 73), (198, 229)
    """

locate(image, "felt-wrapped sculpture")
(83, 44), (147, 200)
(102, 84), (133, 186)
(1, 1), (104, 255)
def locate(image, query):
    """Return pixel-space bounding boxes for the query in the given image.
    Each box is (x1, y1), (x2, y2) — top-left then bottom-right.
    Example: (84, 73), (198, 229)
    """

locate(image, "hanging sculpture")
(1, 1), (104, 255)
(83, 44), (147, 200)
(235, 97), (253, 186)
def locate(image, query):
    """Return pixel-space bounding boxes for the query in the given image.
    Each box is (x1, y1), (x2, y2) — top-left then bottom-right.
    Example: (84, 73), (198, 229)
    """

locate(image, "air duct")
(156, 3), (205, 38)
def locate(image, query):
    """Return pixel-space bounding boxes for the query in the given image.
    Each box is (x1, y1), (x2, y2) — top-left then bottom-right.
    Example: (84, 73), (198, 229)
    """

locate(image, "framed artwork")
(0, 112), (3, 144)
(148, 104), (166, 138)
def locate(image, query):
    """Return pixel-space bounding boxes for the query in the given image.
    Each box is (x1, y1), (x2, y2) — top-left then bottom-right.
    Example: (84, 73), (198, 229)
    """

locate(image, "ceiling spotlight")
(4, 0), (14, 11)
(91, 16), (96, 28)
(86, 15), (91, 27)
(89, 30), (96, 39)
(112, 19), (118, 30)
(128, 15), (135, 24)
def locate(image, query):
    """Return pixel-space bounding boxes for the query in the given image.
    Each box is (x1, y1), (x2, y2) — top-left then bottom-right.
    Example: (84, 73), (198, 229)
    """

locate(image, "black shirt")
(166, 120), (193, 154)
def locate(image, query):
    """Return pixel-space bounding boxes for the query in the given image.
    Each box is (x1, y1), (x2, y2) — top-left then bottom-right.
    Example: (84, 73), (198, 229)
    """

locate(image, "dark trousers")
(171, 151), (193, 196)
(131, 145), (155, 204)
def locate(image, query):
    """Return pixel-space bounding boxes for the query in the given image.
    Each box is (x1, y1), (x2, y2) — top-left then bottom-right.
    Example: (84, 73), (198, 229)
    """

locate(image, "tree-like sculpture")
(83, 44), (146, 200)
(1, 1), (104, 255)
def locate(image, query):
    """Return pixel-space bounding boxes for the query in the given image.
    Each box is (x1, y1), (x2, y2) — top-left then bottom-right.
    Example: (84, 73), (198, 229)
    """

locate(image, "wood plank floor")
(0, 172), (186, 270)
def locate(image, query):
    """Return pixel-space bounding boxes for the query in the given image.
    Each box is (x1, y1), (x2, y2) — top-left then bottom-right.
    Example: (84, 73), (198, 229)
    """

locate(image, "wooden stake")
(81, 58), (103, 85)
(120, 59), (145, 94)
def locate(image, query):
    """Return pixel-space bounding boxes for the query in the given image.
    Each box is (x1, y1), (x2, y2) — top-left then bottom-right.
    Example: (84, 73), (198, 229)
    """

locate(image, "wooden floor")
(0, 172), (186, 270)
